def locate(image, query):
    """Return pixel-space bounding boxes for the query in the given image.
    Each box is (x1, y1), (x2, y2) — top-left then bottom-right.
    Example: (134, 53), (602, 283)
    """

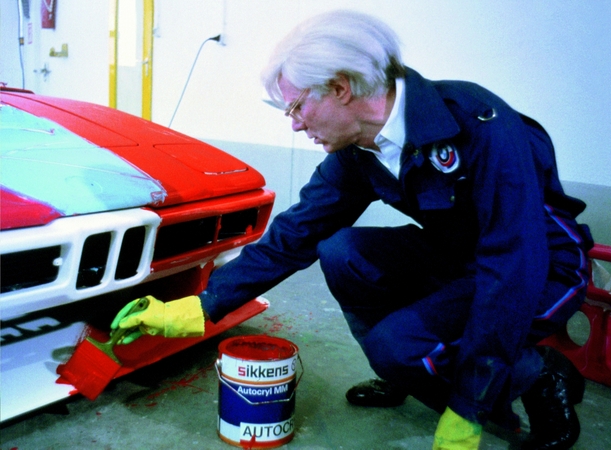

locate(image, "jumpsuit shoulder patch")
(429, 142), (460, 174)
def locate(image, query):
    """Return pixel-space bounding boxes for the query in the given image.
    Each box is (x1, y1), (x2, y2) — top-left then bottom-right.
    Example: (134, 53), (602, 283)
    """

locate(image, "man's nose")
(291, 118), (306, 132)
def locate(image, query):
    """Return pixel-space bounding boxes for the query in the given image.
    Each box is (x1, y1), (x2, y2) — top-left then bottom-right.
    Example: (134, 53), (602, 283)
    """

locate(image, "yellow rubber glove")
(110, 295), (205, 344)
(433, 407), (482, 450)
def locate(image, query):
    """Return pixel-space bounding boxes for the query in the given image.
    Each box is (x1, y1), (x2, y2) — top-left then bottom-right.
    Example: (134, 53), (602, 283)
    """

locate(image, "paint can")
(216, 335), (302, 448)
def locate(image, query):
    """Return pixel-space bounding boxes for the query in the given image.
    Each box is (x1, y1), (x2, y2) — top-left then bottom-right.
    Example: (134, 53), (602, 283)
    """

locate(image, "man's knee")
(317, 228), (371, 283)
(318, 228), (361, 264)
(363, 321), (437, 385)
(363, 324), (396, 375)
(363, 306), (456, 379)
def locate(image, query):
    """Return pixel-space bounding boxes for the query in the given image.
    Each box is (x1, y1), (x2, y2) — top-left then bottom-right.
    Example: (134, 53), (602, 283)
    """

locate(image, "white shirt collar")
(374, 77), (406, 150)
(359, 78), (405, 178)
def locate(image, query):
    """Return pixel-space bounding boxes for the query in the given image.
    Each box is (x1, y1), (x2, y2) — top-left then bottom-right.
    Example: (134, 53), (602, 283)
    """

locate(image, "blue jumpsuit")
(201, 67), (593, 426)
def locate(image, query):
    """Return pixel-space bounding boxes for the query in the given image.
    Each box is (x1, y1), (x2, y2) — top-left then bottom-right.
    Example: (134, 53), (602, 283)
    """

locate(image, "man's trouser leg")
(317, 223), (586, 428)
(317, 224), (446, 348)
(360, 251), (586, 426)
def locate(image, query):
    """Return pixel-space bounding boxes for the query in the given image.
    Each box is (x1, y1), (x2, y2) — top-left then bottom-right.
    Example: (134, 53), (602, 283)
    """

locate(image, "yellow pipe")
(142, 0), (154, 120)
(108, 0), (118, 109)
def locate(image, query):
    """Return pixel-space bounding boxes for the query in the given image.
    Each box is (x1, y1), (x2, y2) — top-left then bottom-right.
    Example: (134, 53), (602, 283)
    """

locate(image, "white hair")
(262, 10), (405, 107)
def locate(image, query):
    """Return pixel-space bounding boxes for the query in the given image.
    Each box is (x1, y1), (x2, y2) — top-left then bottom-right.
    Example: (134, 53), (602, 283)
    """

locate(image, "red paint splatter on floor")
(125, 362), (216, 410)
(263, 315), (285, 334)
(262, 313), (298, 335)
(146, 364), (214, 400)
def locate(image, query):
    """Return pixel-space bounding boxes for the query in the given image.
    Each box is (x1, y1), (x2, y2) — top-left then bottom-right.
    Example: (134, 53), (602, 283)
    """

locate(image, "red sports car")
(0, 86), (275, 422)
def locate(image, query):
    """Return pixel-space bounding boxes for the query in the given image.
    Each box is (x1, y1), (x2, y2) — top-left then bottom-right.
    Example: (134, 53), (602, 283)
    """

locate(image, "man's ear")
(328, 74), (353, 105)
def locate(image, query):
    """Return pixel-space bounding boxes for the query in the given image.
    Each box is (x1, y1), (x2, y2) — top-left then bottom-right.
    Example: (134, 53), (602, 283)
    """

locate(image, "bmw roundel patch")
(429, 142), (460, 173)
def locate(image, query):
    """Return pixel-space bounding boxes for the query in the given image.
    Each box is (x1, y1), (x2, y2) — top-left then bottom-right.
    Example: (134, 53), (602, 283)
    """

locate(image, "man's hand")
(433, 407), (482, 450)
(110, 295), (205, 344)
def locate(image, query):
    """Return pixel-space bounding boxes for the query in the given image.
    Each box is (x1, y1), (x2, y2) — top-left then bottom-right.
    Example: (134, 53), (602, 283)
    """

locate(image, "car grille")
(1, 246), (62, 293)
(154, 217), (217, 261)
(153, 208), (259, 261)
(0, 190), (274, 319)
(1, 226), (148, 294)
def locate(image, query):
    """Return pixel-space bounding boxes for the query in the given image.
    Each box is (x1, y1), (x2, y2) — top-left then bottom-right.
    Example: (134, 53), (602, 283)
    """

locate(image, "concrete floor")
(1, 262), (610, 450)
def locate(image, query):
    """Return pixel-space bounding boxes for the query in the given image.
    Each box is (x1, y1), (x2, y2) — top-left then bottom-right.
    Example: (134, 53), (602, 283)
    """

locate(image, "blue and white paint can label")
(216, 336), (301, 448)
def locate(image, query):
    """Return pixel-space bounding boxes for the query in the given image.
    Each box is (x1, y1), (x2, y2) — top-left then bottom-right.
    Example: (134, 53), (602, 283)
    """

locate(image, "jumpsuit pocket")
(416, 186), (456, 210)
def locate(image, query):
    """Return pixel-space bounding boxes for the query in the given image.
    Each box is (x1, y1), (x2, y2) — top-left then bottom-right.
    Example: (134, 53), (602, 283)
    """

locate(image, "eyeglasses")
(284, 89), (309, 122)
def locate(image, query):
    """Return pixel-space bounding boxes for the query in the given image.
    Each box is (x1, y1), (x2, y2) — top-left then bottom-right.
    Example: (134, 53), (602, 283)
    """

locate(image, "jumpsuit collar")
(401, 67), (461, 169)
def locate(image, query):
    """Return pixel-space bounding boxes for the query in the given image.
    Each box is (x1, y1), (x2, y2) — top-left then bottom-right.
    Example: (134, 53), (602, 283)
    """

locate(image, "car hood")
(1, 91), (265, 230)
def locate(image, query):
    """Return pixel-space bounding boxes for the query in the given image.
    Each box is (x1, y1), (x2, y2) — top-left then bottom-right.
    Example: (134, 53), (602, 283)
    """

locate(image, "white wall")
(1, 0), (609, 223)
(0, 0), (109, 104)
(148, 0), (611, 188)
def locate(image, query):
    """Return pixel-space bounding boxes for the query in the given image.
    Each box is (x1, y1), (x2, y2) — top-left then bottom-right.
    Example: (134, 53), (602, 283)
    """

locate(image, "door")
(109, 0), (154, 120)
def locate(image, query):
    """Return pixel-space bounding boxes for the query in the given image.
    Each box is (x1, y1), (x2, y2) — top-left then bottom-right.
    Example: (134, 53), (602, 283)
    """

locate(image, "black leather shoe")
(521, 346), (585, 450)
(346, 379), (408, 407)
